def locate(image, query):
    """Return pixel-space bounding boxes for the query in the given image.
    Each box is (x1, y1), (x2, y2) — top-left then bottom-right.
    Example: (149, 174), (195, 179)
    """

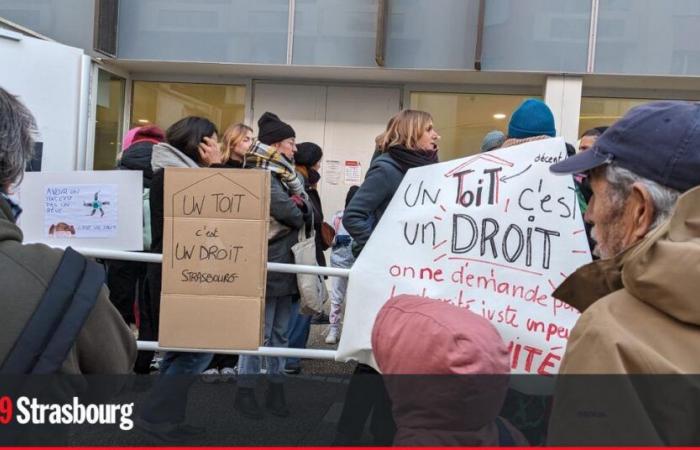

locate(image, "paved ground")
(298, 322), (356, 376)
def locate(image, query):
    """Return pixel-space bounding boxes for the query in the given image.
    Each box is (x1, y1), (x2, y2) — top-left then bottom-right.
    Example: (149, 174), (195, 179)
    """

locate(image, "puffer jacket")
(548, 185), (700, 445)
(0, 197), (136, 374)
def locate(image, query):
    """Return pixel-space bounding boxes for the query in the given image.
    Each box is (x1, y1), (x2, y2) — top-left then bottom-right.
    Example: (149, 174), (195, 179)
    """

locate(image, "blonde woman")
(336, 110), (440, 445)
(343, 109), (440, 257)
(221, 123), (254, 167)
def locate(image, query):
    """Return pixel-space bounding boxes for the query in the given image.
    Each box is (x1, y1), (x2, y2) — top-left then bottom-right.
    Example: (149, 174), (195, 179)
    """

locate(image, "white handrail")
(137, 340), (337, 360)
(73, 247), (348, 360)
(73, 247), (350, 278)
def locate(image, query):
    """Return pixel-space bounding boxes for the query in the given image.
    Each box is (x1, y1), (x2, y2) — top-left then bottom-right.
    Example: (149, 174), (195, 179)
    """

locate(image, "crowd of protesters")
(2, 82), (700, 445)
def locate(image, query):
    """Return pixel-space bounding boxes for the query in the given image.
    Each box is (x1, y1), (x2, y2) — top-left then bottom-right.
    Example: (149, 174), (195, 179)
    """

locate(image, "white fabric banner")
(337, 138), (592, 374)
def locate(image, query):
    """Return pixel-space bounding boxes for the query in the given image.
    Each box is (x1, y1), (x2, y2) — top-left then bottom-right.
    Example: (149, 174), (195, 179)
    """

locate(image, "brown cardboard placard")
(159, 168), (270, 350)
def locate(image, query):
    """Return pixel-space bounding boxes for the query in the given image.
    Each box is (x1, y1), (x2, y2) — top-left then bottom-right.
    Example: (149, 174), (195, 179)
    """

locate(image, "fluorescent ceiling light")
(493, 113), (506, 120)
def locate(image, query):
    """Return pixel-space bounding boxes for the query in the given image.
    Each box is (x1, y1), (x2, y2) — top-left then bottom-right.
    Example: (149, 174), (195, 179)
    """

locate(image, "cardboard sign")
(337, 138), (592, 374)
(159, 168), (270, 350)
(16, 171), (143, 250)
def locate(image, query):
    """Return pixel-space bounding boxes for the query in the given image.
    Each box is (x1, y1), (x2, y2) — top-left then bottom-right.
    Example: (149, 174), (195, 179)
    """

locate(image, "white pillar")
(543, 75), (583, 145)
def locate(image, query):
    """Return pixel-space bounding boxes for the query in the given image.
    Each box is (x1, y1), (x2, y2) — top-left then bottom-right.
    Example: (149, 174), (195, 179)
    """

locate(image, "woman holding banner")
(336, 110), (441, 445)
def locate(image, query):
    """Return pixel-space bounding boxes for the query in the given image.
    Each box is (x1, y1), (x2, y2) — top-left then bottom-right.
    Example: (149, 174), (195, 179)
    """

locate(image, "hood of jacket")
(151, 142), (199, 172)
(119, 141), (155, 188)
(0, 196), (22, 244)
(554, 185), (700, 325)
(372, 295), (510, 435)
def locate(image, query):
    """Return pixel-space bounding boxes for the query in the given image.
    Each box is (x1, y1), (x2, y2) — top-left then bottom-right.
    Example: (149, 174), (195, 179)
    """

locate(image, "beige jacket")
(554, 185), (700, 374)
(547, 186), (700, 445)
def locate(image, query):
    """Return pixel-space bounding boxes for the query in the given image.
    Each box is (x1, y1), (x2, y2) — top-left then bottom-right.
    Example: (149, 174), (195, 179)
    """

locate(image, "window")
(130, 81), (247, 134)
(409, 92), (538, 161)
(293, 0), (377, 66)
(481, 0), (590, 72)
(578, 97), (649, 137)
(93, 70), (125, 170)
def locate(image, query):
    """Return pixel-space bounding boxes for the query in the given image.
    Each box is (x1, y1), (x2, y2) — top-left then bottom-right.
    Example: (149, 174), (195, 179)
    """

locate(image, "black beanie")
(257, 112), (295, 145)
(295, 142), (323, 167)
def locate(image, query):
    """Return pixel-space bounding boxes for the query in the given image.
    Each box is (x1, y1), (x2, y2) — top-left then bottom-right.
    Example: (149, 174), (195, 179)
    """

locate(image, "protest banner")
(159, 168), (270, 350)
(337, 138), (592, 375)
(16, 171), (143, 250)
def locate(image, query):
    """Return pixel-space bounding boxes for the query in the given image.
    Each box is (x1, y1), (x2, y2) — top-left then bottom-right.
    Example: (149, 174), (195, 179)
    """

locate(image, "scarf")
(387, 145), (439, 173)
(151, 142), (199, 171)
(500, 135), (549, 149)
(245, 141), (305, 195)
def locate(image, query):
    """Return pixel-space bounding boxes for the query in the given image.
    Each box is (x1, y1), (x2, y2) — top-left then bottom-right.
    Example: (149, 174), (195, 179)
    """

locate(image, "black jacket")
(119, 141), (155, 189)
(306, 186), (327, 267)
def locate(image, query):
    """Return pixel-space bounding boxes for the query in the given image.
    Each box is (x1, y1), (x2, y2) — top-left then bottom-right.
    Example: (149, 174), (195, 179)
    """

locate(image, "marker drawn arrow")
(499, 164), (532, 183)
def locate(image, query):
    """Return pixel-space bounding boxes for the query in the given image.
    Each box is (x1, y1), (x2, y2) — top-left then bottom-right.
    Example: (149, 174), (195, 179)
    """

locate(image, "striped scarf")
(245, 141), (305, 195)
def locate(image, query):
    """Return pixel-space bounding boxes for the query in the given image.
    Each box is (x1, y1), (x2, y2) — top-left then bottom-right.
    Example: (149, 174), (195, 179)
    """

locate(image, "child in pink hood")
(372, 295), (528, 446)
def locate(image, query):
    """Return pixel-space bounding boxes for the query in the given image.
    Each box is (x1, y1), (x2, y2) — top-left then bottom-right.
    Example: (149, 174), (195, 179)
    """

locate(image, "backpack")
(0, 247), (104, 374)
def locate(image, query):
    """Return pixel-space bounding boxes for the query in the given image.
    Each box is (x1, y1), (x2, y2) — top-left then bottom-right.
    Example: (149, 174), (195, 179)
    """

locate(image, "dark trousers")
(132, 263), (164, 374)
(336, 363), (396, 445)
(206, 354), (238, 370)
(106, 259), (146, 324)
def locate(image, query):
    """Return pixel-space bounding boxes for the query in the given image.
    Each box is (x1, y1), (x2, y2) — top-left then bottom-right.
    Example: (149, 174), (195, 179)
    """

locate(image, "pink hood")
(372, 295), (526, 446)
(372, 295), (509, 375)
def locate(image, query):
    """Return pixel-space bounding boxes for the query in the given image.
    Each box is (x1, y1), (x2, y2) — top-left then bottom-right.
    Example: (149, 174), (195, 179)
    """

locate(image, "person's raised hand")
(198, 136), (224, 166)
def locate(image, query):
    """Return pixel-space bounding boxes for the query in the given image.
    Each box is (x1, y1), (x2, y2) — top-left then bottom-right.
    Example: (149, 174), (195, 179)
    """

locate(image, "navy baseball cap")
(550, 101), (700, 192)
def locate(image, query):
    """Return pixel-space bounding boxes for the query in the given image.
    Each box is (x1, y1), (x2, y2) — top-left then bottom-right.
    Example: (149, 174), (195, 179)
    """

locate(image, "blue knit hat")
(508, 99), (556, 139)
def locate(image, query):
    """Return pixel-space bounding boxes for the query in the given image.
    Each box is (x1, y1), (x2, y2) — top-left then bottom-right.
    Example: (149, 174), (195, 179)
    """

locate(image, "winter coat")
(255, 169), (309, 297)
(0, 197), (136, 374)
(547, 185), (700, 445)
(371, 295), (527, 446)
(119, 141), (155, 189)
(342, 153), (404, 255)
(306, 187), (327, 267)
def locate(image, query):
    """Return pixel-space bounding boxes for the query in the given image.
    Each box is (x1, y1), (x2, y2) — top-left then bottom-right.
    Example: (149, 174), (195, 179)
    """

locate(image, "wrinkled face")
(233, 130), (253, 159)
(276, 138), (297, 160)
(585, 168), (629, 258)
(579, 135), (597, 152)
(416, 121), (441, 151)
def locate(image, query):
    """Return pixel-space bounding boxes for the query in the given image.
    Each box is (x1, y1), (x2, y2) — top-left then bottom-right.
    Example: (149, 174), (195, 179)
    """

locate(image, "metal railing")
(75, 247), (348, 361)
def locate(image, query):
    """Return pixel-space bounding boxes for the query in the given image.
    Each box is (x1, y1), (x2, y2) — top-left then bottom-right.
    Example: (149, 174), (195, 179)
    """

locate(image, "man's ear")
(629, 182), (656, 239)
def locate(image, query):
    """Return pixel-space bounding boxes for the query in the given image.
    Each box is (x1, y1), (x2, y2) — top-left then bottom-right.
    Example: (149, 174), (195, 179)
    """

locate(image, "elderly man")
(0, 87), (135, 374)
(547, 101), (700, 444)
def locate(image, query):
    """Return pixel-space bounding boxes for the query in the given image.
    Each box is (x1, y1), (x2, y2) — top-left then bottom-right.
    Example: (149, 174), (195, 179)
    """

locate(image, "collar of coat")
(554, 185), (700, 326)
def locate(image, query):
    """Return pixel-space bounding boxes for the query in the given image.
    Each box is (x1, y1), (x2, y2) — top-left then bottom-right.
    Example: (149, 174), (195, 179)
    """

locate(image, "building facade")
(1, 0), (700, 215)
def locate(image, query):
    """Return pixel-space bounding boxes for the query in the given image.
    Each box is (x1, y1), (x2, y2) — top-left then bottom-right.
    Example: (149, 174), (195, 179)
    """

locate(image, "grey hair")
(0, 87), (36, 190)
(603, 162), (681, 229)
